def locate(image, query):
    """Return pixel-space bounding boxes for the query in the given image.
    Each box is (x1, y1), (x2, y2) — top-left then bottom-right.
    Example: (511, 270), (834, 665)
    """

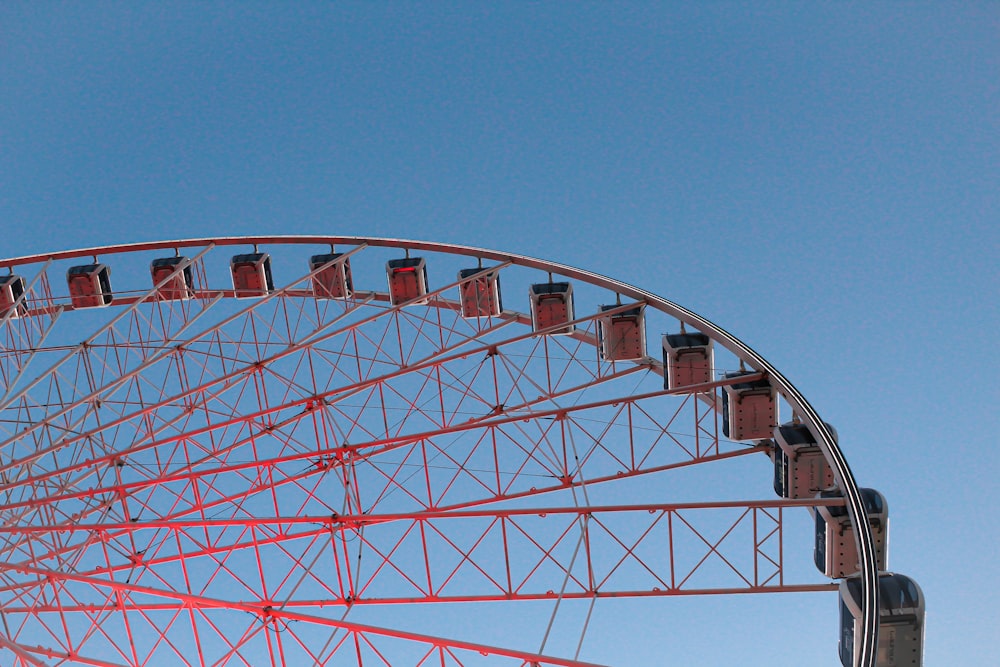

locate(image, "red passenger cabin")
(0, 275), (27, 318)
(67, 264), (113, 309)
(529, 282), (574, 335)
(230, 253), (273, 299)
(386, 257), (429, 305)
(310, 253), (353, 299)
(150, 256), (194, 301)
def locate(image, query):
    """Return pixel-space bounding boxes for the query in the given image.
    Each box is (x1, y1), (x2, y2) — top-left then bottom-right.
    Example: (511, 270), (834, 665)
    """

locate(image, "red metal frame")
(0, 238), (863, 667)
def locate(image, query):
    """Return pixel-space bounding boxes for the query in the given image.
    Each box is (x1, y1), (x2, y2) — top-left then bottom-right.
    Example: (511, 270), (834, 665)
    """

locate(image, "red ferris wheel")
(0, 237), (913, 667)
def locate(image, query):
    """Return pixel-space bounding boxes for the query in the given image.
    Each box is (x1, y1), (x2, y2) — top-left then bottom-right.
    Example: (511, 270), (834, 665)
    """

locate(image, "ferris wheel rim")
(0, 235), (880, 667)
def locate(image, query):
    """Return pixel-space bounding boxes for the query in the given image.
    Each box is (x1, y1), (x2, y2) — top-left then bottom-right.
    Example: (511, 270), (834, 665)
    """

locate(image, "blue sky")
(1, 3), (997, 665)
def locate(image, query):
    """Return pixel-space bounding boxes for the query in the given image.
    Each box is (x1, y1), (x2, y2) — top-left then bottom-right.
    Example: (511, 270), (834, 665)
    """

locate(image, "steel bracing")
(0, 238), (875, 667)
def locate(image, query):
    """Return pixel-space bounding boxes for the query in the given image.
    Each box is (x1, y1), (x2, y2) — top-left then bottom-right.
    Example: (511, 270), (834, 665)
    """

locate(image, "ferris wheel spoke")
(0, 259), (66, 408)
(0, 500), (834, 629)
(0, 248), (217, 420)
(0, 306), (657, 509)
(0, 376), (752, 569)
(0, 309), (66, 417)
(0, 293), (226, 469)
(2, 293), (653, 510)
(0, 296), (387, 507)
(9, 385), (700, 514)
(0, 249), (380, 464)
(0, 556), (614, 667)
(0, 238), (887, 667)
(0, 292), (524, 499)
(0, 384), (754, 576)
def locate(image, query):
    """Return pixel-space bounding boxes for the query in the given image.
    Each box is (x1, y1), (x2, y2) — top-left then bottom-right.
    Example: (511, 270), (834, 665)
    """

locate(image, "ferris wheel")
(0, 237), (921, 667)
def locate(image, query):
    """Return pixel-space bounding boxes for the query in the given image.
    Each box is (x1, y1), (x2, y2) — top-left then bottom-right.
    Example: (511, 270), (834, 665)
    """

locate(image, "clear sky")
(1, 3), (997, 665)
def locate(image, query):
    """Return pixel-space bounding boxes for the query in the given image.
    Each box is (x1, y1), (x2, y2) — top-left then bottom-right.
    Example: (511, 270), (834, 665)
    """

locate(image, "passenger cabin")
(840, 573), (924, 667)
(67, 264), (113, 309)
(597, 304), (646, 361)
(772, 421), (836, 499)
(528, 282), (574, 335)
(0, 274), (27, 318)
(816, 487), (888, 579)
(662, 332), (713, 390)
(310, 253), (353, 299)
(230, 253), (274, 299)
(721, 371), (776, 441)
(458, 267), (502, 318)
(386, 257), (429, 305)
(150, 256), (194, 301)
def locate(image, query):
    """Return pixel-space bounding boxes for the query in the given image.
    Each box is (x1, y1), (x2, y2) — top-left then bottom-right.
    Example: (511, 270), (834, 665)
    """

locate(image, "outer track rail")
(1, 235), (879, 667)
